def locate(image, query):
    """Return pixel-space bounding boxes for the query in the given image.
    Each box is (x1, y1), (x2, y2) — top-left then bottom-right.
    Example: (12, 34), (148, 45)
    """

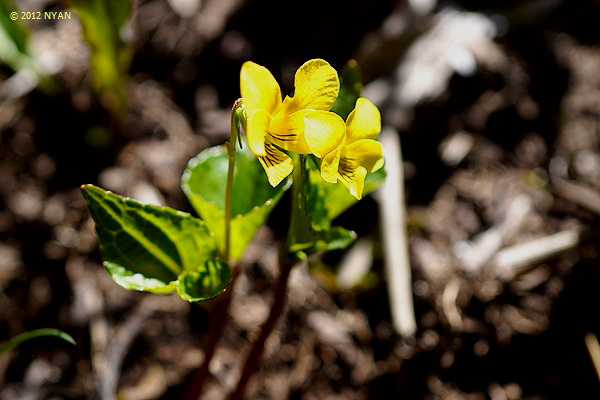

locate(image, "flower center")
(338, 157), (356, 182)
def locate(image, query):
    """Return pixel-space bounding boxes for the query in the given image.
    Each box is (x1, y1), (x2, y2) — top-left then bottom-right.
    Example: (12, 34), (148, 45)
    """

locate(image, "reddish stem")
(228, 257), (293, 400)
(184, 267), (240, 400)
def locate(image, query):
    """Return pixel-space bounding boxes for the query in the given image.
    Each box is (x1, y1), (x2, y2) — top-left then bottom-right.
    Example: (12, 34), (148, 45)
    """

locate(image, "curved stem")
(228, 154), (305, 400)
(225, 98), (244, 263)
(184, 99), (244, 400)
(184, 267), (240, 400)
(228, 256), (292, 400)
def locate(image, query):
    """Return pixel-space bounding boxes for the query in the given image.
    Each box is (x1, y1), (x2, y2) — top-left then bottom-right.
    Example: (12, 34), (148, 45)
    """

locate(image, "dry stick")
(458, 194), (532, 273)
(101, 296), (157, 400)
(228, 257), (293, 400)
(552, 176), (600, 216)
(585, 332), (600, 384)
(492, 230), (579, 280)
(377, 127), (417, 337)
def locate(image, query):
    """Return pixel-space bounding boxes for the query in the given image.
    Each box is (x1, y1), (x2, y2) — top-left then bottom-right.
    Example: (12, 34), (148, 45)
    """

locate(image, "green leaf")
(70, 0), (132, 114)
(176, 259), (232, 302)
(103, 261), (177, 294)
(181, 143), (291, 261)
(0, 0), (28, 55)
(288, 227), (356, 260)
(0, 329), (75, 358)
(81, 184), (231, 301)
(331, 60), (363, 120)
(0, 0), (55, 92)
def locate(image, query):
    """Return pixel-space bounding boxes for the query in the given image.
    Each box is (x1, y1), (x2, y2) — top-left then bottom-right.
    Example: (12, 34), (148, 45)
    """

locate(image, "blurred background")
(2, 0), (600, 398)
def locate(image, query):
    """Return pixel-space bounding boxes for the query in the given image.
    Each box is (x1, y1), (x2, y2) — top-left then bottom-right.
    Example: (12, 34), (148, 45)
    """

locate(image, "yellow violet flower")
(240, 59), (345, 187)
(317, 98), (385, 199)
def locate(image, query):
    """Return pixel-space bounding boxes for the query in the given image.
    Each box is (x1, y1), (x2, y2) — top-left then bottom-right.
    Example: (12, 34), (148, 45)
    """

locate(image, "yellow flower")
(317, 98), (384, 199)
(240, 59), (345, 187)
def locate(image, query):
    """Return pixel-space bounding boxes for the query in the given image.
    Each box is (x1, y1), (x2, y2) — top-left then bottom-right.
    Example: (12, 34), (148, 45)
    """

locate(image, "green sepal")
(181, 143), (291, 261)
(81, 184), (231, 302)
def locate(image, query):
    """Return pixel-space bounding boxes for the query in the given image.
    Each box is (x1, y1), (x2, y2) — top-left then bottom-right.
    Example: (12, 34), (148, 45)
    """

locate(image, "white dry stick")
(100, 296), (157, 400)
(441, 277), (463, 332)
(457, 193), (532, 273)
(552, 176), (600, 216)
(377, 127), (417, 337)
(586, 332), (600, 384)
(493, 230), (580, 280)
(337, 237), (374, 290)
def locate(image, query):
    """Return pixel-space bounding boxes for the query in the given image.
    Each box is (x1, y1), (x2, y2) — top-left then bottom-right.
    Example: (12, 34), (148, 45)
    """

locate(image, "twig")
(377, 127), (417, 337)
(585, 332), (600, 383)
(441, 277), (463, 333)
(71, 274), (111, 400)
(552, 176), (600, 216)
(100, 296), (157, 400)
(336, 237), (373, 290)
(457, 193), (532, 273)
(228, 257), (294, 400)
(492, 230), (579, 280)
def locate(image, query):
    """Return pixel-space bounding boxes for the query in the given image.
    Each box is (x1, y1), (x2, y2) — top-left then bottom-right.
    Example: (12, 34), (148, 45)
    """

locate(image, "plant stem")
(184, 267), (240, 400)
(225, 99), (243, 263)
(228, 154), (305, 400)
(284, 154), (307, 255)
(184, 99), (243, 400)
(228, 256), (293, 400)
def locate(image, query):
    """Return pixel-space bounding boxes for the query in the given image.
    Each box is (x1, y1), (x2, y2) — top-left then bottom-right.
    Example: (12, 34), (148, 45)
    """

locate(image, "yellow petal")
(338, 164), (368, 200)
(257, 142), (294, 187)
(345, 98), (381, 144)
(343, 139), (384, 173)
(240, 61), (282, 116)
(268, 109), (311, 154)
(278, 59), (339, 115)
(320, 146), (342, 184)
(303, 111), (345, 158)
(245, 109), (270, 156)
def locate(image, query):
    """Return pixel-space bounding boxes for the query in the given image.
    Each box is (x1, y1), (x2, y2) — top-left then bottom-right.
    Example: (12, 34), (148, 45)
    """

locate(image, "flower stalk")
(284, 153), (307, 256)
(185, 99), (244, 400)
(227, 156), (305, 400)
(184, 268), (240, 400)
(225, 98), (244, 263)
(228, 255), (292, 400)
